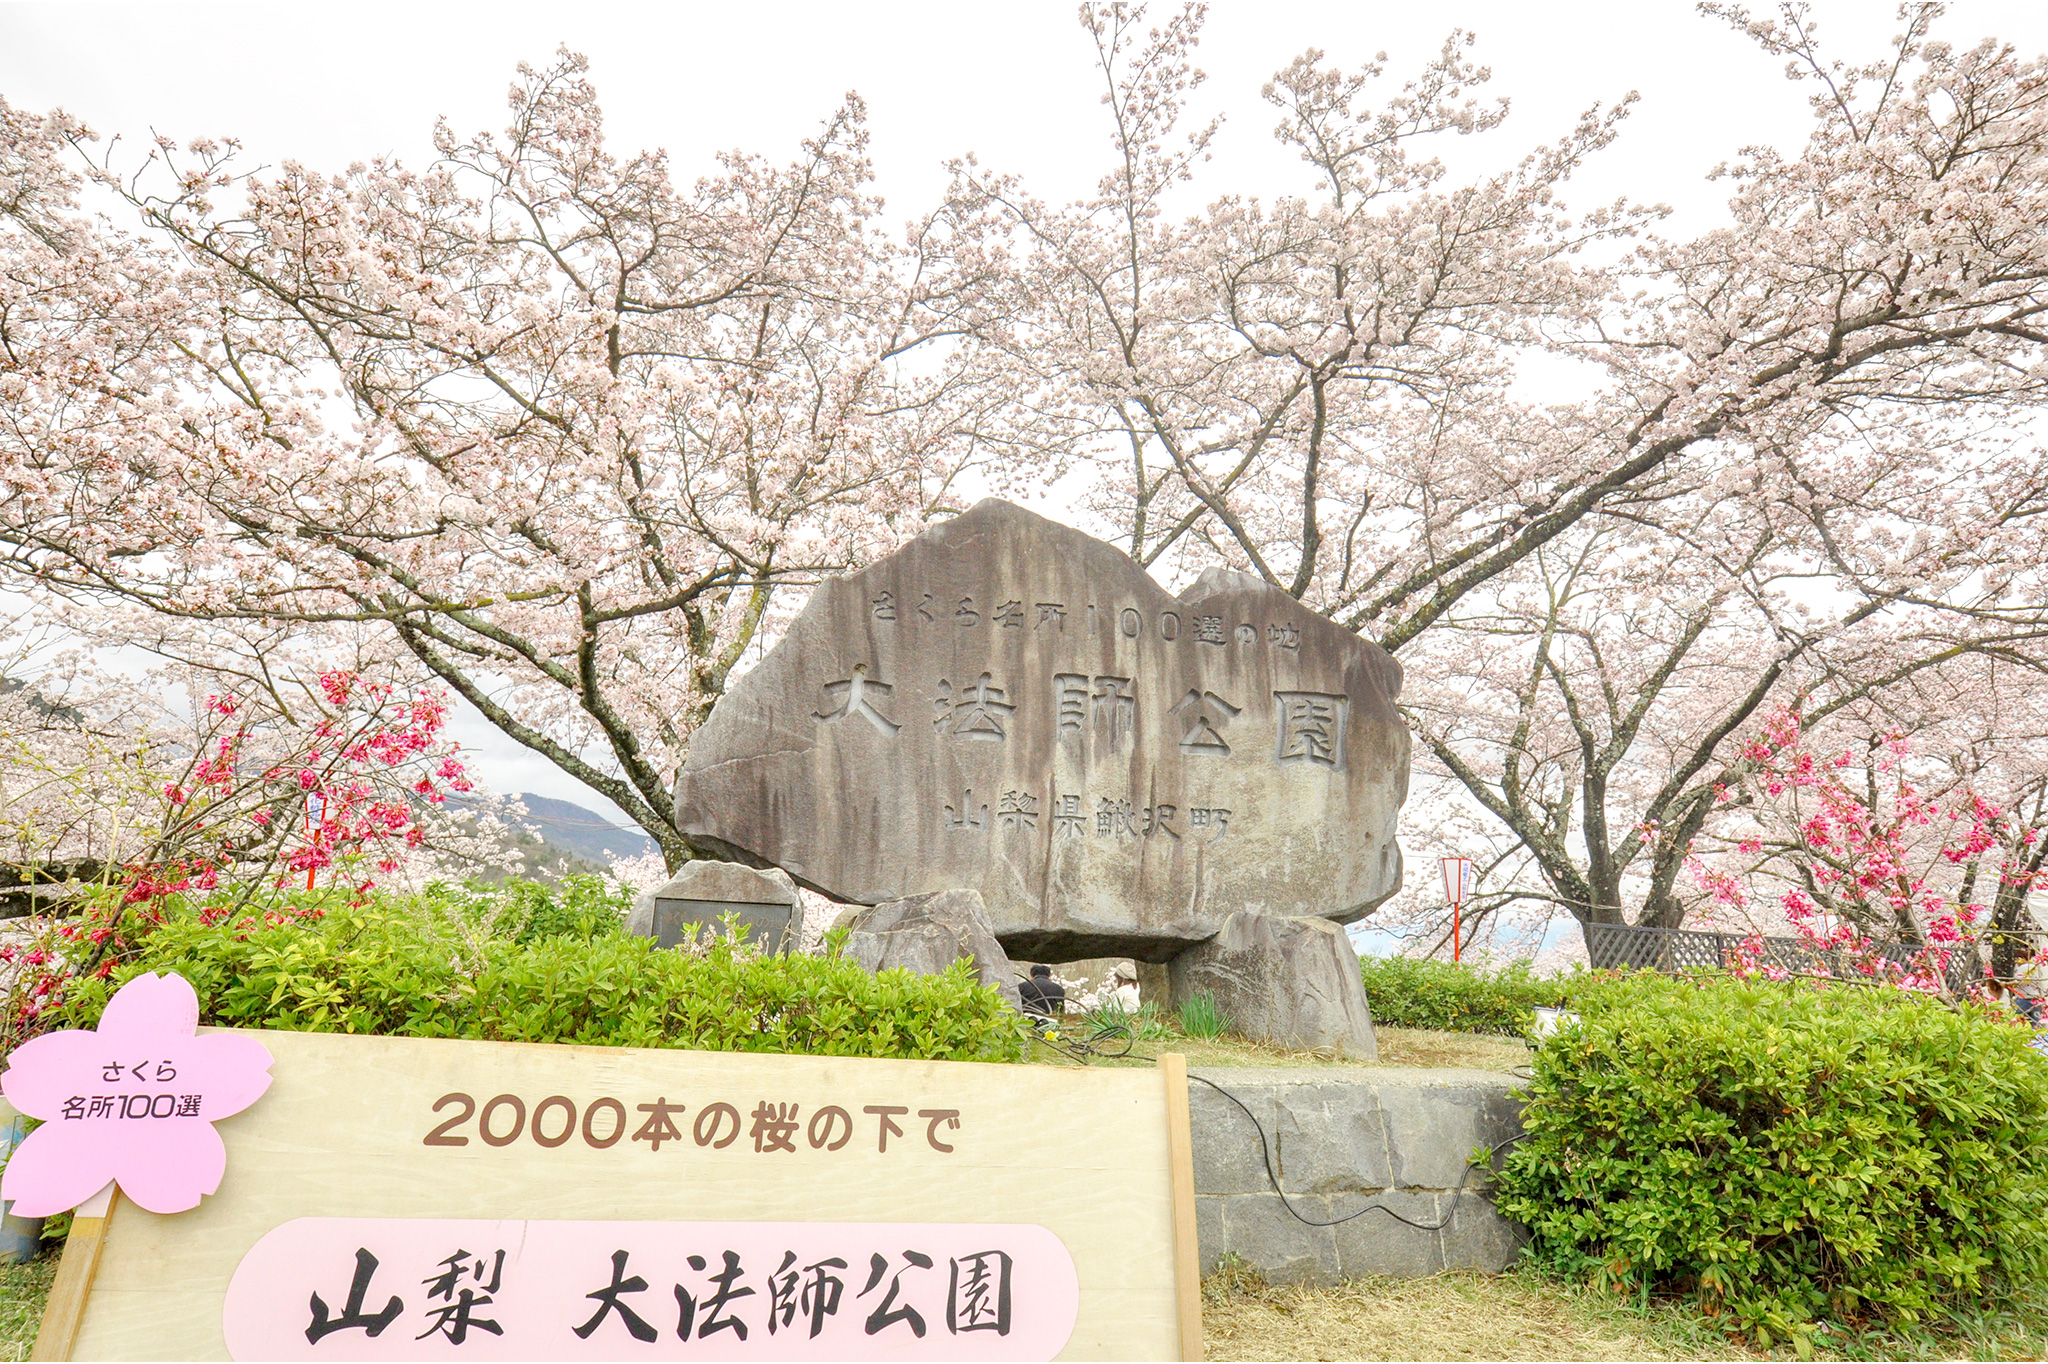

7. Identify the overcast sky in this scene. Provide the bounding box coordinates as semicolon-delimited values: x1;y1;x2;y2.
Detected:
6;0;2047;828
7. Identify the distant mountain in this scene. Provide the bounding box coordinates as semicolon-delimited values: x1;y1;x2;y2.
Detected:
509;793;658;866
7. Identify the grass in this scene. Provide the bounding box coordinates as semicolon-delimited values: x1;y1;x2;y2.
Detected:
1373;1026;1534;1072
1202;1260;1768;1362
0;1255;54;1363
1815;1278;2048;1362
1025;1022;1534;1074
1201;1258;2048;1362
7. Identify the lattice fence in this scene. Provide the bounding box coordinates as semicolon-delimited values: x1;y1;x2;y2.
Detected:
1582;921;1977;994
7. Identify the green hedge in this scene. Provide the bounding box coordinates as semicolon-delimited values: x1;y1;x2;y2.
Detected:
1496;973;2048;1346
1356;955;1574;1034
43;878;1025;1063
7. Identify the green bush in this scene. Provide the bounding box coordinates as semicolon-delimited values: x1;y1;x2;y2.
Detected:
1496;973;2048;1346
44;878;1026;1063
447;874;639;946
1357;955;1574;1034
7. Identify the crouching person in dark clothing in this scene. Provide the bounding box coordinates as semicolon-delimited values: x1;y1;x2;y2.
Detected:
1019;964;1065;1017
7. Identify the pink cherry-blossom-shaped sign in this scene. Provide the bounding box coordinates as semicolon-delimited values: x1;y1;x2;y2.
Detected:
0;972;273;1216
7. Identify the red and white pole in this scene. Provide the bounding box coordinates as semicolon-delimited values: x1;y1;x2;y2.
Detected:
1440;856;1474;965
304;790;324;892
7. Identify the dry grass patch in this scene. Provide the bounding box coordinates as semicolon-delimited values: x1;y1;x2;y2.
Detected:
1202;1262;1765;1362
1372;1026;1532;1073
0;1256;55;1363
1025;1024;1534;1074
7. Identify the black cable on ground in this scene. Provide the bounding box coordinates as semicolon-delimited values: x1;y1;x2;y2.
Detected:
1184;1071;1525;1232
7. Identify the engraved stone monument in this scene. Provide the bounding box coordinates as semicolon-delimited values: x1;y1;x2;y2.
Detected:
674;499;1410;962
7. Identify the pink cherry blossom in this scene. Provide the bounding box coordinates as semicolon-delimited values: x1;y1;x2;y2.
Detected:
2;2;2047;935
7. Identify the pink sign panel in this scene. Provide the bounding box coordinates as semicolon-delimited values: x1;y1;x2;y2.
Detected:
0;972;272;1216
223;1218;1079;1361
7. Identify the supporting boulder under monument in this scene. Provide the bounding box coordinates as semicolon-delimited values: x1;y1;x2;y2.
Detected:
1166;912;1379;1060
833;888;1022;1009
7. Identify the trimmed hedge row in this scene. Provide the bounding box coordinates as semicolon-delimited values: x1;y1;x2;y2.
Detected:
41;878;1025;1062
1497;973;2048;1346
1357;955;1574;1034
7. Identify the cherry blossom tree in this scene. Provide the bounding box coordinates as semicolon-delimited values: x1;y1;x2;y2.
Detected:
1395;498;2046;939
953;6;1644;608
969;4;2048;640
0;54;1010;869
941;2;2048;956
2;1;2045;928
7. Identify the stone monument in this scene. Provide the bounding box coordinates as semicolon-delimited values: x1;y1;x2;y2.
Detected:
628;860;801;953
675;499;1410;963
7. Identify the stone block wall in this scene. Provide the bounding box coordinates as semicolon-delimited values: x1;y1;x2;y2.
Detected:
1187;1066;1528;1285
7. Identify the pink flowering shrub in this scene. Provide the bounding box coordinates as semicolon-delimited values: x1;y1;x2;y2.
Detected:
1686;710;2046;994
0;672;473;1047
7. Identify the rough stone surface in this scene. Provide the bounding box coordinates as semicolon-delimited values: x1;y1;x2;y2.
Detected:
840;889;1020;1008
1272;1084;1394;1193
1190;1066;1528;1285
674;498;1410;961
1136;960;1172;1007
1329;1190;1451;1279
1379;1079;1527;1190
1169;913;1379;1058
1217;1193;1338;1287
628;860;800;953
1439;1193;1531;1274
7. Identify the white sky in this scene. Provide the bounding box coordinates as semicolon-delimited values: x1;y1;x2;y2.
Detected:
6;0;2047;828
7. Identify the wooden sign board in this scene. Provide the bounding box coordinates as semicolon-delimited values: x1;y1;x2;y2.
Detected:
34;1031;1200;1361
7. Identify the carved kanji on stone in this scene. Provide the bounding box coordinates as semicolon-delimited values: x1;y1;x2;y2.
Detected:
676;499;1410;961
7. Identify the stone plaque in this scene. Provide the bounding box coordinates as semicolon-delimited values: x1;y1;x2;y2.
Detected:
674;499;1410;961
628;860;802;954
652;897;795;953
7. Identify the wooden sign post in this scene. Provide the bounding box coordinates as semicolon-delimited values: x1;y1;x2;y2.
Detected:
31;1030;1202;1361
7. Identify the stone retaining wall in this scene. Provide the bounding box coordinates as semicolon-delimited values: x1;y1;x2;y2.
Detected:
1188;1066;1528;1285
